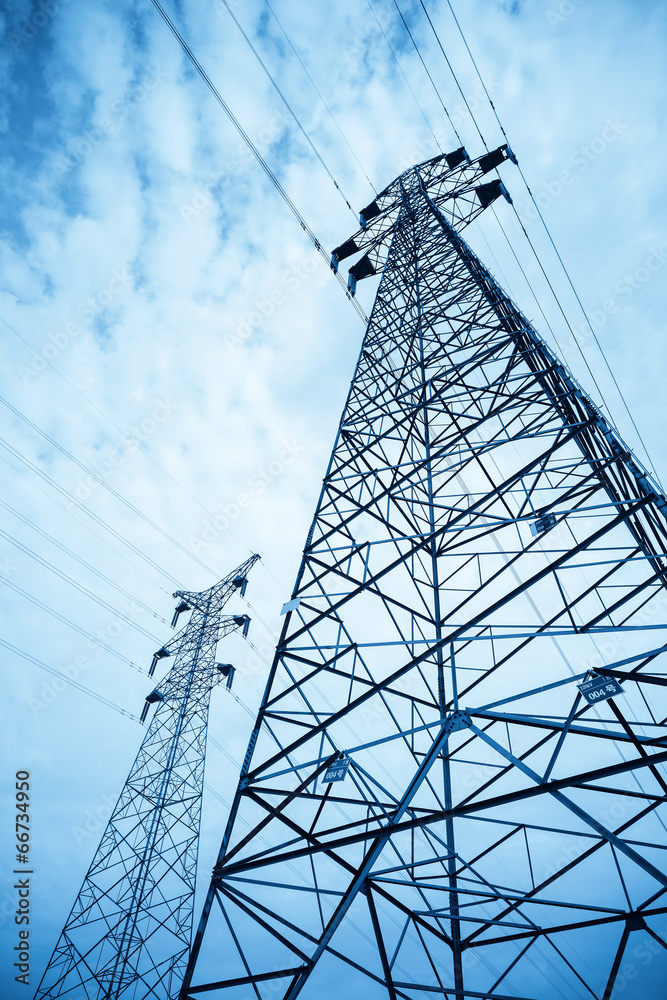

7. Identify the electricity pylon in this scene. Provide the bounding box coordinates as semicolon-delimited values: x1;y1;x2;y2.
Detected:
182;147;667;1000
34;553;259;1000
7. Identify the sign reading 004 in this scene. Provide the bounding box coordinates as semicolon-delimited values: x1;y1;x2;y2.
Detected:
577;674;624;705
323;754;351;783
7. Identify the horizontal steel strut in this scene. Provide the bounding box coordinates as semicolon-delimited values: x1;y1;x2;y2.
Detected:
183;154;667;1000
34;555;259;1000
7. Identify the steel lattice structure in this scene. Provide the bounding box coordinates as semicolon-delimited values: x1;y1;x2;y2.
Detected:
34;553;259;1000
182;148;667;1000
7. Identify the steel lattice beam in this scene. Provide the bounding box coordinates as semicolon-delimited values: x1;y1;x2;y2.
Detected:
34;555;259;1000
182;152;667;999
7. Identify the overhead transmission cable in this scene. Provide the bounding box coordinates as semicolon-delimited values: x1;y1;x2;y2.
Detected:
505;206;612;403
384;0;577;372
0;399;290;603
389;0;463;147
487;203;579;366
511;176;660;481
0;447;174;594
0;496;168;624
264;0;378;196
0;436;182;588
441;0;660;482
417;0;487;149
402;2;587;375
411;0;612;417
1;637;139;722
149;0;368;324
0;394;222;582
368;0;586;399
378;0;571;371
1;577;148;674
0;525;162;643
366;0;443;155
0;314;255;565
218;0;357;219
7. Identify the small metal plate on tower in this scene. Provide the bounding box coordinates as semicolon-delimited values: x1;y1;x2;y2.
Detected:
530;512;557;537
281;597;301;615
577;675;624;705
323;757;351;783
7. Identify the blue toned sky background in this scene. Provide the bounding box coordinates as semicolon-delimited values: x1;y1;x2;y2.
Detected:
1;0;666;994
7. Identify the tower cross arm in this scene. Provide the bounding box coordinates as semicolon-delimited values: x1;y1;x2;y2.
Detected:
332;144;515;292
173;553;260;615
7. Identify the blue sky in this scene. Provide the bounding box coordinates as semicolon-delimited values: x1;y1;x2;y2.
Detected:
1;0;667;994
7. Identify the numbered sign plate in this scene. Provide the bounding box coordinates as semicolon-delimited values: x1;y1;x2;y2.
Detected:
323;757;351;783
577;675;624;705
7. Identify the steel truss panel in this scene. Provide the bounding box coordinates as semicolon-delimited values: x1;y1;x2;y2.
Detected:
183;161;667;999
34;555;259;1000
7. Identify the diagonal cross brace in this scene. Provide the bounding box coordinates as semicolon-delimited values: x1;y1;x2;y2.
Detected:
281;711;472;1000
468;722;667;889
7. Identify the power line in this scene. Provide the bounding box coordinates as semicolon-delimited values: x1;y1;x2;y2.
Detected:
441;0;661;482
366;0;443;155
218;0;358;218
511;172;661;482
0;311;256;562
409;1;613;422
0;446;173;595
389;0;463;146
369;0;583;392
443;0;510;145
1;576;148;674
0;525;162;642
264;0;378;196
508;203;612;406
0;388;291;607
385;0;585;389
149;0;369;324
0;436;182;588
2;637;139;721
0;393;222;580
0;495;168;624
417;0;487;149
487;203;570;362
